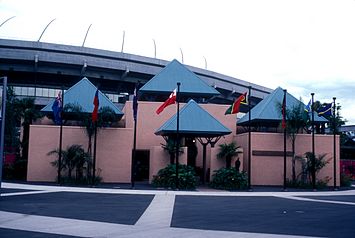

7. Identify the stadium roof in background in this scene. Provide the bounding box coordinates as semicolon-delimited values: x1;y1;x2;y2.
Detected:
0;39;273;107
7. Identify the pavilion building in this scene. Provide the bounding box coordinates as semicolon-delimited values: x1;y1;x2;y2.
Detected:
27;59;340;186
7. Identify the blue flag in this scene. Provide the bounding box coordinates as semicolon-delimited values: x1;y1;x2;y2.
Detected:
317;103;332;117
304;99;311;112
52;92;62;125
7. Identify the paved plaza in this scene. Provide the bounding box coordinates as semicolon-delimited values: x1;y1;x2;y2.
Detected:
1;182;355;238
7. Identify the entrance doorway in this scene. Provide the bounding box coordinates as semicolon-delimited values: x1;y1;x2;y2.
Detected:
185;137;198;167
134;150;150;181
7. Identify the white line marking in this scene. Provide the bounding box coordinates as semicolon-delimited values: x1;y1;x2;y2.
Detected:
135;193;175;227
1;190;59;197
274;195;355;206
3;182;355;197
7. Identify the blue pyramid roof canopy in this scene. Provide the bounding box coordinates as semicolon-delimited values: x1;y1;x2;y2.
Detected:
238;87;328;126
41;78;124;117
155;99;231;137
139;59;220;97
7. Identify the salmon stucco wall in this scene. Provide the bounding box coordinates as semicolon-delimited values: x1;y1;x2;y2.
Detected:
27;125;133;183
235;132;340;186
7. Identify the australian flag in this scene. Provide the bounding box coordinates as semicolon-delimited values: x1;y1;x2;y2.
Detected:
52;92;62;125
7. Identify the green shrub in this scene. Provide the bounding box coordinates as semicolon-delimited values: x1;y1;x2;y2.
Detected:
210;168;248;190
152;164;197;190
286;178;330;189
340;173;352;187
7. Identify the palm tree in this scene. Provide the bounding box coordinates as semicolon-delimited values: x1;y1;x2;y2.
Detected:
15;98;43;161
98;106;118;127
61;104;118;179
62;103;85;125
4;87;22;179
63;103;118;177
62;104;118;154
4;87;20;154
49;144;91;180
161;137;183;164
300;152;330;184
217;142;241;168
284;102;308;182
11;97;43;180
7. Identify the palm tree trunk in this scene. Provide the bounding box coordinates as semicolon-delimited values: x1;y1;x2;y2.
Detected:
86;135;92;179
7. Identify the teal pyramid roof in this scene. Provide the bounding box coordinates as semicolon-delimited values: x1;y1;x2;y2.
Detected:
155;99;231;136
238;87;328;126
41;78;123;116
139;59;220;97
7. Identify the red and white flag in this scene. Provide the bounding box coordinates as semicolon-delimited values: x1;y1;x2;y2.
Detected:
92;89;99;122
156;89;177;114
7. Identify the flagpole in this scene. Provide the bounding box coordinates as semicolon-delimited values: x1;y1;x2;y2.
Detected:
131;117;137;188
131;83;139;188
92;89;99;186
333;97;337;190
92;121;97;185
248;86;252;191
58;86;64;185
175;82;181;190
311;92;316;190
283;89;287;191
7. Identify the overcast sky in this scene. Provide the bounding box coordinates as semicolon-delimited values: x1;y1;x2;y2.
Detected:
1;0;354;124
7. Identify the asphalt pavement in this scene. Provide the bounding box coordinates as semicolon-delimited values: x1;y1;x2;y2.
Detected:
1;182;355;238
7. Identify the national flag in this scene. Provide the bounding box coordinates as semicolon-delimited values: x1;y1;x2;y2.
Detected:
304;99;311;112
282;92;287;129
240;92;248;105
52;91;62;125
133;84;138;121
317;103;332;117
156;89;177;114
92;89;99;122
225;92;247;115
